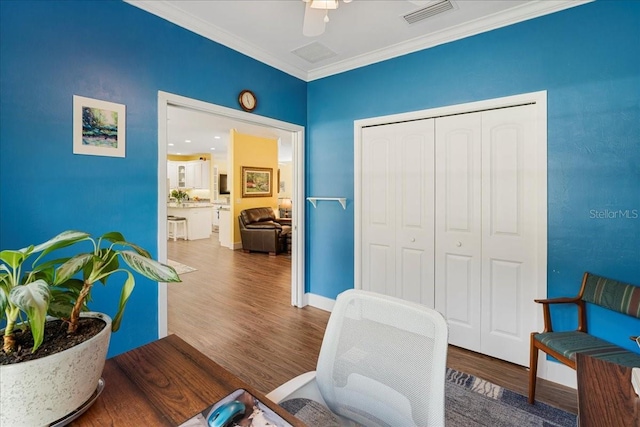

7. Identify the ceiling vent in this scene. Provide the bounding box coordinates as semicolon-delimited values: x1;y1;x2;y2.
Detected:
292;42;337;64
403;0;454;25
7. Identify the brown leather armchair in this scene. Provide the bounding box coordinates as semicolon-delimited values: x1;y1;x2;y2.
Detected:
238;207;291;256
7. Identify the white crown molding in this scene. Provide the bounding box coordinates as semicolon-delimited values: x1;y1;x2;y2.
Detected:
307;0;593;81
126;0;592;82
124;0;309;81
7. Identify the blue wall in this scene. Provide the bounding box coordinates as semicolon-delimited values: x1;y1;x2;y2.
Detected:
2;0;638;357
0;0;306;356
305;1;640;351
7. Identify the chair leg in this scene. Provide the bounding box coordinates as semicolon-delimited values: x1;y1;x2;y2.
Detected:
528;333;539;404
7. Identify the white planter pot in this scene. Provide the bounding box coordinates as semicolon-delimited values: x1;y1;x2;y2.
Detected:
0;312;111;426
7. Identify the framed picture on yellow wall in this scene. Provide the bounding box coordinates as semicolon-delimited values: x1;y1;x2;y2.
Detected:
242;166;273;197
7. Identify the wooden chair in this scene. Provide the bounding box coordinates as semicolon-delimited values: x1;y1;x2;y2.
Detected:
528;272;640;404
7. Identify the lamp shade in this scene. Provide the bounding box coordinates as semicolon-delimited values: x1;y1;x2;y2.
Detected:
280;198;293;209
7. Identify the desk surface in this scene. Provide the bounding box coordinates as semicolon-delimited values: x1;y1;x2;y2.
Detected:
72;334;305;426
576;353;640;427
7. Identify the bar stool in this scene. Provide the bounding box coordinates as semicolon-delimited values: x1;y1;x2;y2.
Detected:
167;216;187;241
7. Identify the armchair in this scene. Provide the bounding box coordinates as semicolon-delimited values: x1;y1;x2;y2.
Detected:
238;207;291;256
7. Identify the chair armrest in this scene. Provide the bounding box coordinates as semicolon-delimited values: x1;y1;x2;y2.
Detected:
534;295;586;333
266;371;318;404
534;296;581;304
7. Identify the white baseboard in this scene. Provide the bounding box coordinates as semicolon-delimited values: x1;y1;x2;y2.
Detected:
304;293;335;312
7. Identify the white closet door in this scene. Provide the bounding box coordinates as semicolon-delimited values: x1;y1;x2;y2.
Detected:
480;105;538;366
435;112;482;350
361;120;435;307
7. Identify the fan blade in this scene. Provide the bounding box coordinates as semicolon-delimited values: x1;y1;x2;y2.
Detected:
303;2;326;37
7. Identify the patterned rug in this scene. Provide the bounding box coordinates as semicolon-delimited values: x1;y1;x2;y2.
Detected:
280;368;576;427
167;259;197;275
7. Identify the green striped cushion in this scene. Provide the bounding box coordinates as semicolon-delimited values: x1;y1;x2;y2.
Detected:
582;274;640;318
535;331;640;368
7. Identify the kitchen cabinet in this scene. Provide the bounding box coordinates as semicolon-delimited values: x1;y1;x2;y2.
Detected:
167;204;213;240
219;207;231;249
168;160;210;189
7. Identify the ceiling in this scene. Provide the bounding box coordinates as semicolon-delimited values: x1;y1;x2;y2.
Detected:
127;0;588;82
167;105;293;161
144;0;588;159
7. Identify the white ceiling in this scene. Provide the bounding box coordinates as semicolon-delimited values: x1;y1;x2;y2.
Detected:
167;105;293;160
127;0;589;81
144;0;589;159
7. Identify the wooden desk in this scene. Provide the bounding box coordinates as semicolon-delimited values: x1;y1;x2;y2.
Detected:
576;353;640;427
72;334;305;426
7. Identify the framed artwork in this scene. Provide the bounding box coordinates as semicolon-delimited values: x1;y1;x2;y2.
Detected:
73;95;126;157
241;166;273;197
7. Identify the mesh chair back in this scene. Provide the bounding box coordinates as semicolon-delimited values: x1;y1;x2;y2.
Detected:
316;290;448;427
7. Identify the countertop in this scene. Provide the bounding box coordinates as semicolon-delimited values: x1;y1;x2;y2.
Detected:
168;202;213;208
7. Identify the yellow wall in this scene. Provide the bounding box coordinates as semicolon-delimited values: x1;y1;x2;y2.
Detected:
278;162;292;199
230;129;279;245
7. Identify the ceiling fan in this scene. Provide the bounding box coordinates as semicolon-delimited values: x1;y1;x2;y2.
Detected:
302;0;352;37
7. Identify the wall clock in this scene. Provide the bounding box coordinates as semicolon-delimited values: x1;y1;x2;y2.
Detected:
238;90;257;112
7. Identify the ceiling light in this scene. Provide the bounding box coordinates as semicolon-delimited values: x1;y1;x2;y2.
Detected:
214;136;221;139
168;143;174;146
185;139;191;143
310;0;338;10
210;147;216;150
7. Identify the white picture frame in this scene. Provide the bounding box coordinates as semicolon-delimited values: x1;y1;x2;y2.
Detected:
73;95;126;157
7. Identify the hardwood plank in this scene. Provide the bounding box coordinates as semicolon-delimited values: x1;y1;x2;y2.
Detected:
167;234;578;415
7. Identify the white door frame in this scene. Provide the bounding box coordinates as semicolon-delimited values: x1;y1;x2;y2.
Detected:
157;91;306;337
354;91;576;389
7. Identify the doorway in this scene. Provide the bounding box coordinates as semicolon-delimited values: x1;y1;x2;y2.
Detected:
157;91;306;337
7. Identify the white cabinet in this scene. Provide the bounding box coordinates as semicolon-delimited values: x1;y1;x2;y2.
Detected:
168;162;178;189
168;160;210;189
218;208;231;249
167;205;212;240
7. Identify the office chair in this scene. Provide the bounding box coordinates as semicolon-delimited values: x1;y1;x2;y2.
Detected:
267;289;449;427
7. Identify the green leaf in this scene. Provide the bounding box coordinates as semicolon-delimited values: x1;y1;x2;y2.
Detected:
9;280;50;351
49;283;85;319
111;272;135;332
95;249;119;285
0;249;30;270
100;231;126;244
119;251;181;283
32;230;90;255
0;282;8;319
54;253;93;285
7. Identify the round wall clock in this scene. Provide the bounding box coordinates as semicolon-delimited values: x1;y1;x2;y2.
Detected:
238;89;257;112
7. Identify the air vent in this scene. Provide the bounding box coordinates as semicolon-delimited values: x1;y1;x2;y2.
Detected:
292;42;337;64
403;0;454;25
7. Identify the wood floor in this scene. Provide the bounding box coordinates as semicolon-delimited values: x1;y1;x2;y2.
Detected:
167;234;578;415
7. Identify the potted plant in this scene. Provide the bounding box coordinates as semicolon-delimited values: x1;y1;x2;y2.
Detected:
171;189;188;205
0;230;181;426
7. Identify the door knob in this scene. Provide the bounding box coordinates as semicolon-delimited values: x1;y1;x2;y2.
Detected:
410;238;416;242
456;241;462;247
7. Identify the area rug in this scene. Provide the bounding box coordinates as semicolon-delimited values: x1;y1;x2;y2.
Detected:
280;368;577;427
167;259;197;275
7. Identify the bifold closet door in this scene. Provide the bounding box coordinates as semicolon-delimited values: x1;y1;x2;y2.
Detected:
479;105;538;366
434;112;483;351
361;120;436;308
435;105;538;366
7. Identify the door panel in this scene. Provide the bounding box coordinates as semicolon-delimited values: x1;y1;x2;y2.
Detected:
480;105;538;366
435;113;482;350
362;130;395;296
362;120;435;307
